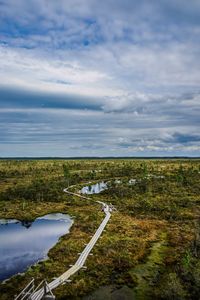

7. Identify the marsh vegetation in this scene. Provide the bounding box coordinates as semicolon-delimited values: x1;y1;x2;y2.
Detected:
0;159;199;299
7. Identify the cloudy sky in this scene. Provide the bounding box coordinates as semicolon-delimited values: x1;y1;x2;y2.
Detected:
0;0;200;157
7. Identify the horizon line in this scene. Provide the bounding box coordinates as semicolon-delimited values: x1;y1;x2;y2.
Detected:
0;156;200;160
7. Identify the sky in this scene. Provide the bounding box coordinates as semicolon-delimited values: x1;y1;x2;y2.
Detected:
0;0;200;157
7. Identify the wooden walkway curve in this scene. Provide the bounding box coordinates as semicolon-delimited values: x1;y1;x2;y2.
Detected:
16;185;113;300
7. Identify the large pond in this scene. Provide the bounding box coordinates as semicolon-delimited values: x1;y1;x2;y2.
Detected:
80;181;107;194
0;213;73;281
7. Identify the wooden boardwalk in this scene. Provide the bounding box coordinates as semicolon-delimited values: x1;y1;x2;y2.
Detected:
19;186;113;300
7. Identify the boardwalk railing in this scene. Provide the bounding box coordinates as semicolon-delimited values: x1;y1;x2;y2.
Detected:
14;279;35;300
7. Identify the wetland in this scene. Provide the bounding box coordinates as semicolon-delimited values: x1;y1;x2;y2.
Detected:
0;159;199;299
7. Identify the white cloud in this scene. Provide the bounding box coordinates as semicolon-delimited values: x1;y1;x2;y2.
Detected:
0;0;200;156
0;45;116;98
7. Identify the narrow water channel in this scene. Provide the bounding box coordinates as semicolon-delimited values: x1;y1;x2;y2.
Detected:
0;213;73;281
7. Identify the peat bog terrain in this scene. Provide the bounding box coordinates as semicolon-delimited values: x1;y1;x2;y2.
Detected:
0;159;200;299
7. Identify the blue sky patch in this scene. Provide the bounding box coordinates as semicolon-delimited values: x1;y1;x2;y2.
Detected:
0;0;200;156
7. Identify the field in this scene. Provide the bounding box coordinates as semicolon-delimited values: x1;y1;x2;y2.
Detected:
0;159;200;300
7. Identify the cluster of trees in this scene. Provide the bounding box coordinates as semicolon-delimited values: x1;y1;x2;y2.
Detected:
0;178;66;202
101;163;200;221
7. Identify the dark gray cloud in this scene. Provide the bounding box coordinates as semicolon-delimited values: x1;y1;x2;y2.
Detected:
167;133;200;144
0;87;101;110
0;0;200;156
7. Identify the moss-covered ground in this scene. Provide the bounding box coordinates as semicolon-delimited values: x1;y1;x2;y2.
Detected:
0;159;199;299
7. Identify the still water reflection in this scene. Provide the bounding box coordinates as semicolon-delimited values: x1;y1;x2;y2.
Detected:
80;181;107;194
0;213;73;281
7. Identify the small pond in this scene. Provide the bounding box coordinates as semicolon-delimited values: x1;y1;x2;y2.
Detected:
0;213;73;281
80;181;107;195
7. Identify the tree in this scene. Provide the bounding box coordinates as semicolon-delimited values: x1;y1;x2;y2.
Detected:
63;164;71;186
142;162;148;178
